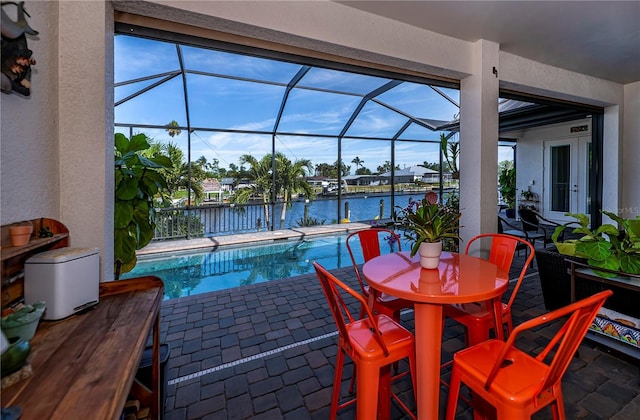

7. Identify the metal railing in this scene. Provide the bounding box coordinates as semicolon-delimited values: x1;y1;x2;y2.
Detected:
152;186;460;240
154;202;267;240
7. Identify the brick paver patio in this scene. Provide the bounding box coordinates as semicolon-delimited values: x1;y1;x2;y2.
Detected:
157;252;640;419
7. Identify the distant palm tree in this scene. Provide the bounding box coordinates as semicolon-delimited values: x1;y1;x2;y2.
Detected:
159;142;205;205
277;154;314;229
233;154;274;228
232;153;314;230
165;120;182;138
351;156;364;173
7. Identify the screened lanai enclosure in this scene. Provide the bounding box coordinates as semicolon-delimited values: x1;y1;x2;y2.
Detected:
114;27;511;239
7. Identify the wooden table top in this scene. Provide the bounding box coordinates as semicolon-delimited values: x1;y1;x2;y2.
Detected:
1;276;164;419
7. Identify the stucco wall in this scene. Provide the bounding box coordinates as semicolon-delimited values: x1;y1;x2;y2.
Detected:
1;1;59;223
1;1;113;281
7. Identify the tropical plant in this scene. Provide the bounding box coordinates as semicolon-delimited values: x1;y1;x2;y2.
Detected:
232;154;273;228
498;166;516;210
231;152;315;229
552;211;640;275
520;189;535;201
440;132;459;179
393;192;462;257
155;141;205;206
296;215;325;227
276;154;314;229
114;133;172;278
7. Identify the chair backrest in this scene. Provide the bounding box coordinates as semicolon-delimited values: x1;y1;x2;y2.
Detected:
313;261;389;355
346;228;402;294
484;290;612;394
465;233;535;309
518;208;540;232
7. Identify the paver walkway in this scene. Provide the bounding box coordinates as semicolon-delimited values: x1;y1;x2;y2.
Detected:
156;251;640;419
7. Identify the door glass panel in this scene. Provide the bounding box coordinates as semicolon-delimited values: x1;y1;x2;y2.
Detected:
585;142;592;215
550;145;570;212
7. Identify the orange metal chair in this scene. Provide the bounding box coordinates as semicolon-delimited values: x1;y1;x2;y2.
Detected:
313;261;417;420
346;228;413;322
445;290;613;420
443;233;535;346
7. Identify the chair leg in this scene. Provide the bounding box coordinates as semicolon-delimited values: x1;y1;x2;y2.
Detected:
496;404;531;420
505;316;514;339
552;392;565;420
331;349;345;419
355;362;380;420
466;325;490;347
392;310;401;374
408;343;417;401
358;302;366;320
445;364;462;420
348;367;356;394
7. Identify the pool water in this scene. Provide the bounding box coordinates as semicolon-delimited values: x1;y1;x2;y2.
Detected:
122;234;411;300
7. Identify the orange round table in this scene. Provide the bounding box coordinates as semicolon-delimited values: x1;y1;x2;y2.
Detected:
363;251;509;420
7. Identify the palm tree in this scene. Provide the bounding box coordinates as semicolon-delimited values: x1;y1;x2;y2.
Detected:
165;120;182;138
158;142;205;205
351;156;364;173
277;154;314;229
232;153;314;230
233;154;273;228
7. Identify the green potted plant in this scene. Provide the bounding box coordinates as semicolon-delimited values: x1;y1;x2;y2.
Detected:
552;211;640;276
114;133;172;279
393;191;462;268
499;167;516;218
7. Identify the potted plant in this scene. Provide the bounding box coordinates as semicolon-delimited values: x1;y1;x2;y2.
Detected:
499;166;516;218
393;191;462;269
552;211;640;276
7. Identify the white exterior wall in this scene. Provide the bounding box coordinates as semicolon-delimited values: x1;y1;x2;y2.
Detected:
505;119;591;217
1;0;635;281
622;82;640;218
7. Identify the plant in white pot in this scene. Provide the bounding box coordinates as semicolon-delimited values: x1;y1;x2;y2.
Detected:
393;192;462;269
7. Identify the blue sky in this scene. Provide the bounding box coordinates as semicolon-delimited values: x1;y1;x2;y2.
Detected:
114;34;512;173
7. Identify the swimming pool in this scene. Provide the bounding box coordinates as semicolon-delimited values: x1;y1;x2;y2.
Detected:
121;233;411;300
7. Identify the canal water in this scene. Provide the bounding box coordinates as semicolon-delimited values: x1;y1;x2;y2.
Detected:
268;192;445;228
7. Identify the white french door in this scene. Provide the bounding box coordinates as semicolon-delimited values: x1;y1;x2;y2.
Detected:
543;137;591;224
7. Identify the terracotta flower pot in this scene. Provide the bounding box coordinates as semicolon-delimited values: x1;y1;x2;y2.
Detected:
9;225;33;247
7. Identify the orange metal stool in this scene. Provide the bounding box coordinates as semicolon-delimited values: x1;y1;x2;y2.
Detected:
445;290;613;420
346;228;413;322
313;261;416;420
444;233;535;346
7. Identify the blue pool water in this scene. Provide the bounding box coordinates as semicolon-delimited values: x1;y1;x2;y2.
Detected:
122;234;411;300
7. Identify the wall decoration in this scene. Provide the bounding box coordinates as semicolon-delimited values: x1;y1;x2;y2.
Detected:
1;1;38;97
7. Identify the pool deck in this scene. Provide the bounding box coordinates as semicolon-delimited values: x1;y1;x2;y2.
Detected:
139;223;372;256
153;238;640;419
